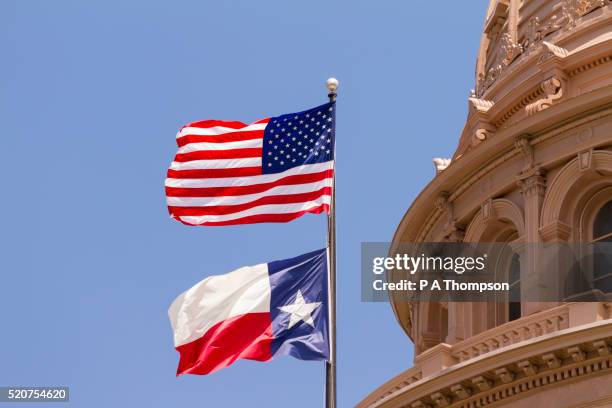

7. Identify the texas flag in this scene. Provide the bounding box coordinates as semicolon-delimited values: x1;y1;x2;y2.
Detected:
168;248;329;375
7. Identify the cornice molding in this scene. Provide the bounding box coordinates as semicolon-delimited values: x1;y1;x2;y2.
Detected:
360;321;612;408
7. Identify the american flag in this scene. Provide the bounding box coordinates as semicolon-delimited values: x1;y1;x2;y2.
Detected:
165;103;335;226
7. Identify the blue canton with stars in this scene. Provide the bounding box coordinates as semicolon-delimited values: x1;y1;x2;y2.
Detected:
262;102;335;174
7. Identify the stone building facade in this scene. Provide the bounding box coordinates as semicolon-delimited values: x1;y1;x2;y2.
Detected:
358;1;612;407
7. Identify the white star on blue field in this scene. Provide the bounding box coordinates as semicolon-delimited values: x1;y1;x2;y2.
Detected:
263;103;335;173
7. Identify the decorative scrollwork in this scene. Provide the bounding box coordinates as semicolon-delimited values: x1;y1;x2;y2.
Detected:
525;77;564;116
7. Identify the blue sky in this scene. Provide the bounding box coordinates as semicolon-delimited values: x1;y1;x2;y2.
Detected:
1;1;484;406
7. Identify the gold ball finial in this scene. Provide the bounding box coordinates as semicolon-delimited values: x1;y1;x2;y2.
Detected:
326;77;339;94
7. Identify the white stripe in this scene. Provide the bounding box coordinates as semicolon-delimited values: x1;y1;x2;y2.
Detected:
177;138;263;154
169;157;261;171
167;179;333;206
177;195;332;224
177;123;267;138
166;161;334;188
168;263;271;347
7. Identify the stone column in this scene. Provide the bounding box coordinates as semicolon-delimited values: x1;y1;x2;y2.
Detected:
508;0;519;43
434;192;467;343
447;302;468;344
517;168;548;315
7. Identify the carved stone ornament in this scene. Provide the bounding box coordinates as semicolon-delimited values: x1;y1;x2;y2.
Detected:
473;122;496;145
568;346;586;362
517;168;547;198
469;96;496;145
523;0;608;51
495;367;515;383
482;198;494;222
540;41;569;62
525;76;564;116
501;32;523;65
468;97;494;113
522;14;566;51
542;353;561;368
474;128;490;142
562;0;607;28
523;16;542;50
476;0;608;97
433;158;452;174
478;64;504;97
578;149;593;172
515;135;535;172
593;340;611;356
450;384;472;400
517;360;539;376
430;392;450;408
537;40;570;65
472;376;493;391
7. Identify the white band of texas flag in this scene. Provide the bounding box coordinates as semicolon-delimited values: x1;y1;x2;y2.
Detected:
168;249;329;375
165;102;336;226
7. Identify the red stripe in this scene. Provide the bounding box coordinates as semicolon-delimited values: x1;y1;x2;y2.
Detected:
184;120;248;129
175;313;273;376
182;118;269;129
174;148;262;162
177;131;264;148
168;187;332;216
174;203;330;226
167;167;262;179
166;169;334;197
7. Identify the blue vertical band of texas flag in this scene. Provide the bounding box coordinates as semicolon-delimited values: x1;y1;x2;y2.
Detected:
166;102;336;226
168;248;330;375
269;248;330;361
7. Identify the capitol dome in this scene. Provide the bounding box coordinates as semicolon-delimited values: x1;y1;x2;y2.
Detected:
359;1;612;407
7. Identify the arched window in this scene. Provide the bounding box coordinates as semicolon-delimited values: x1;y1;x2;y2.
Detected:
593;200;612;292
508;253;521;321
593;201;612;242
493;235;521;325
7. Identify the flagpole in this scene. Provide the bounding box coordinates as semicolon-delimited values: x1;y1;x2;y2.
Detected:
325;77;338;408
